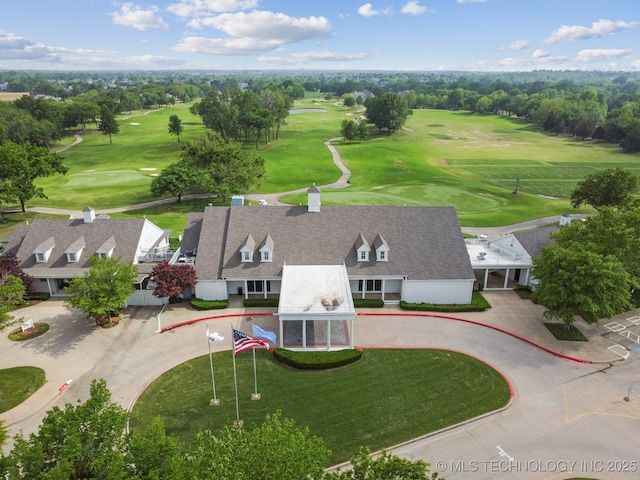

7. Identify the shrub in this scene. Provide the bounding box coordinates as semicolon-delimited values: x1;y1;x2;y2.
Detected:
400;292;490;312
243;298;279;308
26;292;50;301
514;285;533;300
274;348;363;370
190;298;229;310
353;298;384;308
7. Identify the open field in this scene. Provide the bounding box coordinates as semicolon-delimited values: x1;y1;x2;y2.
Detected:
129;348;511;465
0;92;29;102
17;97;639;228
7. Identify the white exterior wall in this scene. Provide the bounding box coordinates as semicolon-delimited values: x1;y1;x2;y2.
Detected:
135;219;169;260
402;279;473;304
195;280;228;300
385;279;402;293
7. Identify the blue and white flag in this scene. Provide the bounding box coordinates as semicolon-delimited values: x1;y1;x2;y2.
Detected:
252;324;276;344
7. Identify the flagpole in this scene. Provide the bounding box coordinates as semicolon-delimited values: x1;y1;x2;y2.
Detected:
251;347;260;400
231;325;241;426
207;325;220;406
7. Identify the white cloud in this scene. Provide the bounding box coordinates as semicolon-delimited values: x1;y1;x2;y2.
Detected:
545;19;639;44
167;0;259;17
574;48;632;63
173;36;281;55
358;3;392;17
260;50;369;65
401;1;428;15
501;39;529;50
0;31;60;61
110;3;169;31
532;49;549;59
195;11;331;43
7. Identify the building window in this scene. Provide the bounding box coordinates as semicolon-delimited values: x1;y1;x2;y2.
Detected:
358;279;382;292
36;253;45;263
262;251;270;261
379;251;386;260
243;251;251;261
97;252;108;259
67;253;76;262
247;280;271;293
360;251;367;261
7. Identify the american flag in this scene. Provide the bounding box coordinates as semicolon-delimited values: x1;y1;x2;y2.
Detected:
233;328;269;355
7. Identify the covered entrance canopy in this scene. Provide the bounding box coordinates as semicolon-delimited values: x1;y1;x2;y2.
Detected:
277;264;356;351
467;234;533;290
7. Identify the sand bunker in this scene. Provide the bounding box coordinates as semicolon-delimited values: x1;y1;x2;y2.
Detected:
130;122;140;125
139;168;157;171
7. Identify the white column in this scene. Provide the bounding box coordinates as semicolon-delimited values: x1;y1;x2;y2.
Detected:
302;320;307;350
350;316;354;349
263;280;267;299
279;318;284;349
483;269;489;289
327;319;331;350
243;280;248;299
381;278;386;302
503;268;510;289
47;279;53;296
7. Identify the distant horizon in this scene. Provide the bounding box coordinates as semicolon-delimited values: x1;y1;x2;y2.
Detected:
1;1;638;72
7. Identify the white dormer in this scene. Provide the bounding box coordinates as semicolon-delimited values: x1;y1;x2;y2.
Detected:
33;236;55;263
240;234;256;263
307;184;321;213
65;237;86;263
259;234;274;263
96;236;116;259
373;234;389;262
355;233;370;262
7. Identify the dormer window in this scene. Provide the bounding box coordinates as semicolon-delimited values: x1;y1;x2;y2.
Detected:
259;234;274;263
65;237;86;264
33;236;55;263
240;234;256;263
374;234;389;262
355;233;370;262
97;236;116;259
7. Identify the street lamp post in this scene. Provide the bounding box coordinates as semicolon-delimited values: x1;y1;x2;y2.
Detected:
206;326;224;406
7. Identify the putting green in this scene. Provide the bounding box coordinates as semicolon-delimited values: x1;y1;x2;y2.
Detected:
65;170;152;188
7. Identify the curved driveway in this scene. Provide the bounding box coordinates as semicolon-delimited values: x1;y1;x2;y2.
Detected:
2;292;640;479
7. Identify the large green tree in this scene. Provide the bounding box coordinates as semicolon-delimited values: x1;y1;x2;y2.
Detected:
150;161;195;203
179;132;265;202
364;92;412;135
97;105;119;144
531;244;632;327
173;411;328;480
5;379;131;480
553;205;640;287
0;141;67;212
64;256;137;325
168;114;184;143
570;167;639;210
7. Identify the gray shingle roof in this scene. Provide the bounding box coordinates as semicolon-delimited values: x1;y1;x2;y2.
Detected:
4;217;150;275
192;205;474;281
514;226;559;259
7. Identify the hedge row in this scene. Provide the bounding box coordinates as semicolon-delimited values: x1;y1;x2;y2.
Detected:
273;348;363;370
243;298;279;308
190;298;229;310
400;292;491;312
353;298;384;308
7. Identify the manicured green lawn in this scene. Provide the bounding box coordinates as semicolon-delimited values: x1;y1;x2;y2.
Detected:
0;366;46;413
129;348;511;465
26;98;636;226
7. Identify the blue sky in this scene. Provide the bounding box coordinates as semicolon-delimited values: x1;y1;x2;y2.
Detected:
1;0;639;71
